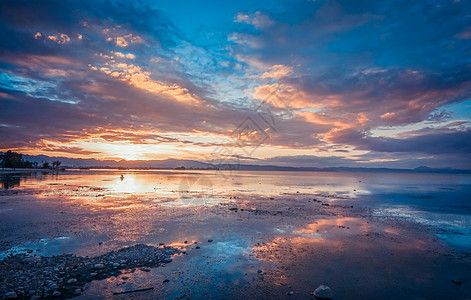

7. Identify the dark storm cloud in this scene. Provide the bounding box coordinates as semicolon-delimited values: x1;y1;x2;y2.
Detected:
328;127;471;154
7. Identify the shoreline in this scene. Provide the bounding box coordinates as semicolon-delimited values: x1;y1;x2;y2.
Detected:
0;170;470;299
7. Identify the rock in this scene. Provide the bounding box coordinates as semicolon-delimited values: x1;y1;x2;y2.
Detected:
52;290;61;297
163;258;172;263
208;239;213;242
141;267;151;272
90;272;97;277
113;263;120;268
5;291;17;299
74;288;82;295
94;263;105;269
163;279;170;283
451;278;464;285
67;278;78;284
257;269;262;274
287;291;294;295
30;296;41;300
195;246;200;249
45;280;59;290
313;285;333;299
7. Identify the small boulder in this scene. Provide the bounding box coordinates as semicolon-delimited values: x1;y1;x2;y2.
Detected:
74;288;82;295
5;291;17;299
313;285;333;299
52;291;61;297
94;263;105;269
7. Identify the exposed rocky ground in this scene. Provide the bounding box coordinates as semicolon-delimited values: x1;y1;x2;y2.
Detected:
0;244;179;299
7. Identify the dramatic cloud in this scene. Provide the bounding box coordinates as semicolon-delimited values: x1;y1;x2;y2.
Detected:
0;0;470;168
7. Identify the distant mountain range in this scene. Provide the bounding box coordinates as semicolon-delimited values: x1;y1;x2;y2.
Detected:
22;155;471;174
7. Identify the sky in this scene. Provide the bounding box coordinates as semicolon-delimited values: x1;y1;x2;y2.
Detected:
1;0;470;168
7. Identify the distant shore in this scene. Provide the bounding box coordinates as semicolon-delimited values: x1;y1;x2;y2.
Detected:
0;168;55;174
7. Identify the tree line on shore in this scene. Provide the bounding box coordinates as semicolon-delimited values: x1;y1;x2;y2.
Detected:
0;150;62;170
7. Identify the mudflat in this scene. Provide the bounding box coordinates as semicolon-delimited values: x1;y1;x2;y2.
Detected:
0;170;470;299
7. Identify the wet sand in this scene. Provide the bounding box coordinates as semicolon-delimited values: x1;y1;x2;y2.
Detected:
0;170;470;299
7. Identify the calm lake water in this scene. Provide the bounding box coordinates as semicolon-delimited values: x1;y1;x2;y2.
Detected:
1;169;470;299
1;169;470;250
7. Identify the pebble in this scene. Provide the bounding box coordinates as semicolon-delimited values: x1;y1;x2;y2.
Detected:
52;290;61;297
4;291;17;299
208;239;213;242
195;246;200;249
0;244;180;298
313;284;333;299
163;279;170;283
46;281;59;290
287;291;294;295
257;269;262;274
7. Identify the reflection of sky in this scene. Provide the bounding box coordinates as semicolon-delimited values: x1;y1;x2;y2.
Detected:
3;170;470;249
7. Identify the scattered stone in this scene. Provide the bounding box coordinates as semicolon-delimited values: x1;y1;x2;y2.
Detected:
163;279;170;283
141;267;151;272
313;285;333;299
52;290;61;297
0;244;179;299
4;291;17;299
208;239;213;243
99;241;103;245
30;296;41;300
287;291;294;295
229;207;238;211
184;240;188;244
195;246;201;249
45;280;59;290
257;269;262;274
163;258;172;263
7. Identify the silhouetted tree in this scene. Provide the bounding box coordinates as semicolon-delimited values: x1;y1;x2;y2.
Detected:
1;150;24;168
42;161;50;169
52;160;61;170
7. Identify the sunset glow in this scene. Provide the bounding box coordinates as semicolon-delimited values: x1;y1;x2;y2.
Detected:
1;0;470;168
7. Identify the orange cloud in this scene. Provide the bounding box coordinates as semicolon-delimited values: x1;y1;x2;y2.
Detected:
260;64;293;79
47;33;71;44
90;62;200;104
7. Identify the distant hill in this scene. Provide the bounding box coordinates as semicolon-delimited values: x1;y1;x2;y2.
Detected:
22;155;471;174
23;155;211;169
